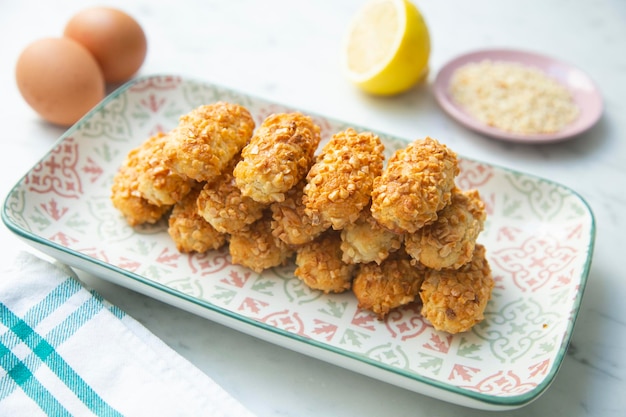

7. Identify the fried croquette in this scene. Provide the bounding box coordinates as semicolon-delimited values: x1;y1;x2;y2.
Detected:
294;231;355;294
234;112;321;204
419;244;494;334
371;137;459;233
303;128;384;230
111;141;172;226
270;179;329;246
168;188;227;253
196;157;266;234
229;213;294;273
405;189;486;270
135;132;195;206
111;102;495;334
340;208;403;265
352;250;426;320
165;102;255;182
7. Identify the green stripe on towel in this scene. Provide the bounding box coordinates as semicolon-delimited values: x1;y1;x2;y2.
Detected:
0;277;123;417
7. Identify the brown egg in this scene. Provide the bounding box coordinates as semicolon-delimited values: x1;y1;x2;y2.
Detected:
64;7;147;83
15;37;105;126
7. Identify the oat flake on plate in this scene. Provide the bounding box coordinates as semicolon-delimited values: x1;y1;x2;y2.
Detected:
449;59;579;135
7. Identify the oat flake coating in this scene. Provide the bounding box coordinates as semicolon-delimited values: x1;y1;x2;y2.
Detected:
371;137;459;233
294;231;355;294
168;188;227;253
165;102;255;182
405;188;486;270
234;112;321;204
270;179;329;246
419;244;494;334
111;139;172;226
352;250;426;320
196;157;266;234
229;213;294;273
303;128;385;230
135;132;195;206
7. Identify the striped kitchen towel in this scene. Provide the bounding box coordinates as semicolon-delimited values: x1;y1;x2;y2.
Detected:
0;252;255;416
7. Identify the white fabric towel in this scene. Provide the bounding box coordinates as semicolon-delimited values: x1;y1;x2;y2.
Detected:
0;251;256;417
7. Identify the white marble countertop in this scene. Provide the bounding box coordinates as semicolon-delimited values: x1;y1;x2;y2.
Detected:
1;0;625;415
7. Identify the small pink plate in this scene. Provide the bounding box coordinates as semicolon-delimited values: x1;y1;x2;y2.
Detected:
433;49;603;143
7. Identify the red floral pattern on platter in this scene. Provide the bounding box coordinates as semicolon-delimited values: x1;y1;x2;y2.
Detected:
449;364;482;383
351;308;378;331
40;199;69;221
25;138;82;198
461;370;537;395
83;157;104;183
186;250;230;275
139;94;169;115
156;247;182;268
260;309;306;336
384;304;429;341
490;232;578;292
457;159;496;215
129;75;182;92
423;333;454;354
220;269;252;288
311;319;338;342
238;297;269;315
457;159;495;189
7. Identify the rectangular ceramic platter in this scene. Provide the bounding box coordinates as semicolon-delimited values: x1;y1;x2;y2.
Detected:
2;75;595;410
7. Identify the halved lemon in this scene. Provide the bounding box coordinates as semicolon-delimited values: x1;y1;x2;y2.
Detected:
342;0;430;96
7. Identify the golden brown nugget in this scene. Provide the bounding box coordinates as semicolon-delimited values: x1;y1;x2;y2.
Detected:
371;137;459;233
196;157;266;234
340;208;403;265
352;250;426;320
229;213;294;273
270;179;329;246
405;189;486;270
234;112;321;203
294;231;355;294
165;102;255;182
303;128;384;230
419;244;494;334
136;132;195;206
111;143;171;226
168;188;227;253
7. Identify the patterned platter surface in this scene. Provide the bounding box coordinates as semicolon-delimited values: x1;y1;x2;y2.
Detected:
2;75;595;410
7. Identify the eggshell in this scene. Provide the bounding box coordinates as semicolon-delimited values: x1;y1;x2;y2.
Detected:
15;37;105;126
64;7;147;83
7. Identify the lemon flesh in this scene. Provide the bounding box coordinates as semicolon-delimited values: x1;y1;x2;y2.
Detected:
343;0;430;96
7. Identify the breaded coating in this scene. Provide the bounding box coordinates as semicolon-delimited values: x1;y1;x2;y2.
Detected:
270;179;329;246
111;142;171;226
196;157;266;234
303;128;385;230
371;137;459;233
229;213;294;273
405;189;486;270
340;207;403;265
168;188;227;253
419;244;494;334
234;112;321;203
136;132;195;206
352;250;426;320
165;102;255;182
294;231;355;294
